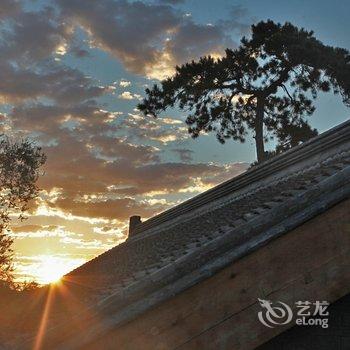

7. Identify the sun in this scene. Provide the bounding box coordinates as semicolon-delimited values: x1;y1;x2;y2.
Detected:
34;256;75;285
16;254;86;286
40;268;62;285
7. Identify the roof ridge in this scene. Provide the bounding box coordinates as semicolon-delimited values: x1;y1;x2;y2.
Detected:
131;118;350;236
66;148;350;281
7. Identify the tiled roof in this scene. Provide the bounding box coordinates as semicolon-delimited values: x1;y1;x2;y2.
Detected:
65;120;350;300
71;149;349;294
20;119;350;349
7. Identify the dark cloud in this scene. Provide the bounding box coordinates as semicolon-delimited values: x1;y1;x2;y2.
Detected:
37;132;218;196
164;20;234;65
221;5;251;34
56;0;179;76
0;0;21;19
0;62;50;103
51;196;164;221
90;135;160;164
46;147;245;197
10;103;160;165
0;4;107;107
0;62;107;104
55;0;249;78
41;158;247;220
1;6;72;63
11;102;113;136
171;148;194;162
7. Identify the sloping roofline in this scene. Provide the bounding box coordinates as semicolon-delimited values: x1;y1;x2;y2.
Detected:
20;119;350;349
131;119;350;237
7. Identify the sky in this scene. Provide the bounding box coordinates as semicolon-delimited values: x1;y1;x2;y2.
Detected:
0;0;349;284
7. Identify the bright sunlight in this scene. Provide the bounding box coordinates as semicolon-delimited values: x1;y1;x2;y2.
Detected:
25;255;85;285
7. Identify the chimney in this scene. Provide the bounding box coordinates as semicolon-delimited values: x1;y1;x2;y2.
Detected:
128;215;142;237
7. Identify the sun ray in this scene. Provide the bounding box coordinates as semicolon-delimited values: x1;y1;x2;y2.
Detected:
32;285;55;350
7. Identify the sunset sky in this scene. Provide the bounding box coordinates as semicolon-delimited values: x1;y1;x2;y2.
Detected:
1;0;349;284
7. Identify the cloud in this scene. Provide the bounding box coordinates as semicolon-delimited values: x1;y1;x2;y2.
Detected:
89;135;160;164
11;224;58;233
38;159;247;221
0;62;107;104
93;226;124;236
59;236;115;250
11;102;116;137
10;103;161;166
37;130;232;196
119;80;131;87
0;0;21;19
172;148;194;162
10;224;73;239
51;196;165;221
0;5;108;108
163;21;234;66
0;1;251;283
24;122;248;219
56;0;179;75
118;91;142;100
119;113;189;144
2;1;248;202
56;0;249;78
0;6;73;63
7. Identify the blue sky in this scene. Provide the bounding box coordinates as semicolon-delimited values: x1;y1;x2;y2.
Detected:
0;0;349;283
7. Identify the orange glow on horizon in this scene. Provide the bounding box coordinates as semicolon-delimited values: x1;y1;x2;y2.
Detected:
17;255;86;285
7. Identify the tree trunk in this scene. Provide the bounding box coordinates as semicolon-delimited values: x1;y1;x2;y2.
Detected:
255;97;266;163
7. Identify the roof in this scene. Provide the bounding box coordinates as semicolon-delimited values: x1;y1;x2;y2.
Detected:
21;119;350;349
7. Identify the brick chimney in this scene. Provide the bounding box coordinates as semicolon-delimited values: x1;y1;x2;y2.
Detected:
128;215;142;237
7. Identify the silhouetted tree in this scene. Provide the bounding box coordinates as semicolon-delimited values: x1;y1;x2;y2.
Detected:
0;137;46;285
139;20;350;162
